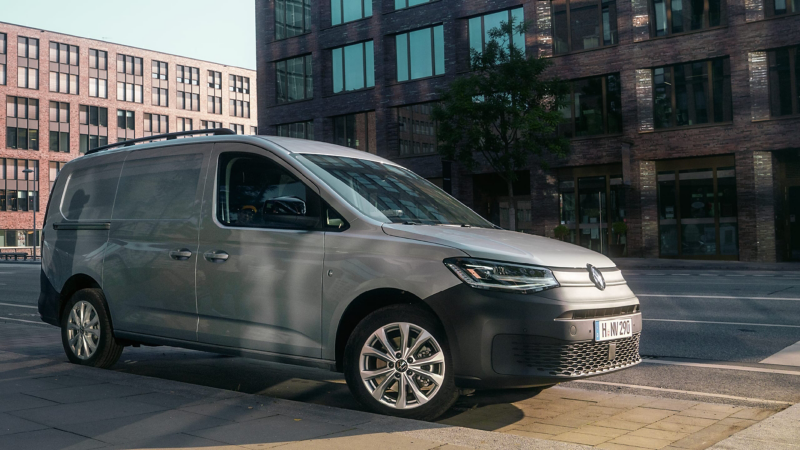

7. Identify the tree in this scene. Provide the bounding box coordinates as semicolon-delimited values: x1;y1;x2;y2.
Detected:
431;19;569;231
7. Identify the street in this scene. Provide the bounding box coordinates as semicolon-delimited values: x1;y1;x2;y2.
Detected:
1;263;799;448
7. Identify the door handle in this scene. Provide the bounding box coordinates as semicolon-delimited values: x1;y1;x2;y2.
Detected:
169;249;193;261
204;250;229;263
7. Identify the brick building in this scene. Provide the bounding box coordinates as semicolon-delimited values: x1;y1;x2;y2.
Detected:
257;0;800;261
1;22;258;254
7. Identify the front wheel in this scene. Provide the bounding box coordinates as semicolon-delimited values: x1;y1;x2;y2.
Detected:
60;289;123;368
344;305;458;420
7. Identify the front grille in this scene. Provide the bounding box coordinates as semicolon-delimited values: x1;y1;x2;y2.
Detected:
559;305;639;320
492;333;641;377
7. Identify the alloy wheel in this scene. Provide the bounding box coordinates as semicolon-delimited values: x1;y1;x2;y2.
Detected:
66;301;101;360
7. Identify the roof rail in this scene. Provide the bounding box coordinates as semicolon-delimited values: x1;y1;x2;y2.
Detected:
84;128;236;155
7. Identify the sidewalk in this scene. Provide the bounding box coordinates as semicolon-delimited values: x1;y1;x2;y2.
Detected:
612;257;800;272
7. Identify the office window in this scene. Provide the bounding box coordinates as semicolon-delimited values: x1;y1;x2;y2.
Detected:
176;65;199;85
229;99;250;118
49;161;66;189
332;0;372;25
117;54;143;103
48;42;79;95
333;112;375;153
201;120;223;129
0;158;39;212
552;0;618;54
395;103;439;156
396;26;444;82
395;0;430;9
250;126;258;135
117;109;135;142
332;41;374;93
276;54;313;103
0;33;7;85
276;0;312;39
177;117;193;133
49;101;70;153
277;120;314;139
653;57;732;129
766;0;798;16
558;73;622;138
152;60;168;80
207;95;223;114
177;92;200;111
88;49;108;98
152;87;168;107
208;70;222;89
649;0;724;37
6;97;39;150
79;105;108;153
17;37;39;89
143;113;168;137
768;46;800;117
229;75;250;94
468;8;525;57
230;123;245;135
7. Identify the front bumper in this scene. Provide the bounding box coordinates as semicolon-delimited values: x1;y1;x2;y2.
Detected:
423;283;642;389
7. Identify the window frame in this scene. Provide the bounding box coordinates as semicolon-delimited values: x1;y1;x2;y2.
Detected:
468;7;525;57
276;120;315;139
765;0;799;16
551;0;619;55
767;45;800;118
647;0;726;38
275;54;314;104
559;73;623;139
78;105;109;153
652;57;732;130
332;41;375;94
275;0;313;40
331;0;373;26
395;25;445;83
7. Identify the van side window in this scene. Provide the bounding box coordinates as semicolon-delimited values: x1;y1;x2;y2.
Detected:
217;152;321;230
62;162;123;221
113;153;204;220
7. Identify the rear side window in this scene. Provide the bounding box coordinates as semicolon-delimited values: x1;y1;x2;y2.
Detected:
113;153;204;220
61;162;123;221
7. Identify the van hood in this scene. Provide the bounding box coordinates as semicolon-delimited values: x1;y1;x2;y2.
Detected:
381;224;615;269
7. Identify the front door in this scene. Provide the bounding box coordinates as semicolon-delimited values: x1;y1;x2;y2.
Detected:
196;143;324;358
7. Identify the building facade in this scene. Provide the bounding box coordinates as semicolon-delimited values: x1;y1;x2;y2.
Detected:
256;0;800;261
0;22;258;253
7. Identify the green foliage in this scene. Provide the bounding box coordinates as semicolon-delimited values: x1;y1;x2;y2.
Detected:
553;224;570;240
612;221;628;236
431;18;570;193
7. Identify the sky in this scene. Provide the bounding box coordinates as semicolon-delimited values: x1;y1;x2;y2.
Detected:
0;0;257;70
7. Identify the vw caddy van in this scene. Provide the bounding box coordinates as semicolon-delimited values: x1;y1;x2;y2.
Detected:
39;130;642;420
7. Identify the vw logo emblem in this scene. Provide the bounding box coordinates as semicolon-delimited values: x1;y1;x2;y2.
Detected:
396;360;408;372
587;264;606;291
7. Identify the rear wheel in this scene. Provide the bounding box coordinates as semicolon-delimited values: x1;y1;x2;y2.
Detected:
60;289;123;368
344;305;458;420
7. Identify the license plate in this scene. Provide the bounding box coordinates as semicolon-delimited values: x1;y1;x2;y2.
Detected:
594;318;633;341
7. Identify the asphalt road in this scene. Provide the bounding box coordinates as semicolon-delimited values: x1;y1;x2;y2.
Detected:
1;263;799;415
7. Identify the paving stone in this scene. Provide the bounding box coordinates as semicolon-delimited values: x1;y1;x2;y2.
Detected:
575;425;630;438
274;430;443;450
642;399;700;412
670;423;751;449
0;392;58;412
596;394;656;409
0;412;49;436
552;431;613;445
122;392;220;409
0;428;106;450
612;408;678;424
591;418;648;431
509;421;576;435
609;434;676;449
677;409;734;421
27;382;153;404
646;420;707;435
180;400;281;423
10;397;167;427
504;429;562;440
186;414;348;447
0;377;64;394
34;374;106;388
518;405;562;420
101;433;245;449
659;415;718;428
728;408;776;421
690;404;743;414
598;443;654;450
628;427;689;442
715;417;758;428
535;414;597;428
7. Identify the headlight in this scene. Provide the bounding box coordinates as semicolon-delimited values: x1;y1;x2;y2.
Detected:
443;258;560;294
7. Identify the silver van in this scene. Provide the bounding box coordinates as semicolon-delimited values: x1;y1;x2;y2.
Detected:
39;130;642;420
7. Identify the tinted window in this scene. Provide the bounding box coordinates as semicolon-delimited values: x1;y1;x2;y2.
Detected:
113;153;204;220
62;162;123;221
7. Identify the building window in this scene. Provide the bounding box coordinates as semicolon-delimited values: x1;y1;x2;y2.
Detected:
230;100;250;118
0;33;7;85
395;0;430;10
177;92;200;111
117;54;144;103
277;121;314;139
469;8;525;57
333;112;376;153
0;158;39;212
177;117;193;133
768;46;800;117
49;161;66;189
152;87;168;107
6;97;39;150
49;101;70;153
332;0;372;25
144;113;168;137
558;73;622;138
201;120;223;129
88;49;108;98
207;95;223;114
229;75;250;94
48;42;79;95
276;0;312;39
396;26;444;82
552;0;618;54
230;123;245;135
250;126;258;135
152;60;168;80
766;0;799;16
649;0;725;37
177;65;199;111
17;37;39;89
79;105;108;153
176;65;199;85
333;41;375;93
208;70;222;89
653;57;732;129
276;54;313;103
395;103;438;156
117;109;135;142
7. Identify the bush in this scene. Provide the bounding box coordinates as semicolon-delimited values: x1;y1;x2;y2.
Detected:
553;225;569;241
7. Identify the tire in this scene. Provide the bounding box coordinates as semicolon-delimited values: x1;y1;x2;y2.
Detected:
60;288;123;369
344;304;458;420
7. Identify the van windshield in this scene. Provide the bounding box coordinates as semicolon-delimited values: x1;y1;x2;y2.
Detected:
295;154;493;227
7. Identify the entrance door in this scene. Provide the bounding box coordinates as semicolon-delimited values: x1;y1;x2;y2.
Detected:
578;176;607;254
788;186;800;261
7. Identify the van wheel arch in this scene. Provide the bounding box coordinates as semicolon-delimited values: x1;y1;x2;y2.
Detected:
334;288;444;372
59;274;105;322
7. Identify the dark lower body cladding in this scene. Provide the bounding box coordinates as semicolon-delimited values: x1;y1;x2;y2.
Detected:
38;268;61;326
423;284;642;389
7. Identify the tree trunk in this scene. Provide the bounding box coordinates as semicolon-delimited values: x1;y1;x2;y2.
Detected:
507;179;516;231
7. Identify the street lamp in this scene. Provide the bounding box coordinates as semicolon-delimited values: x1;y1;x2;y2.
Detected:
22;168;36;261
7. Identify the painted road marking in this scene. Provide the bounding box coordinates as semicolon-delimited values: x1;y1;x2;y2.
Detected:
0;302;37;309
761;341;800;368
643;318;800;328
641;358;800;376
573;380;793;405
638;294;800;302
0;317;45;325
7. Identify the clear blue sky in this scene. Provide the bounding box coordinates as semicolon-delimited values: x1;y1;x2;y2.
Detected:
0;0;256;70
